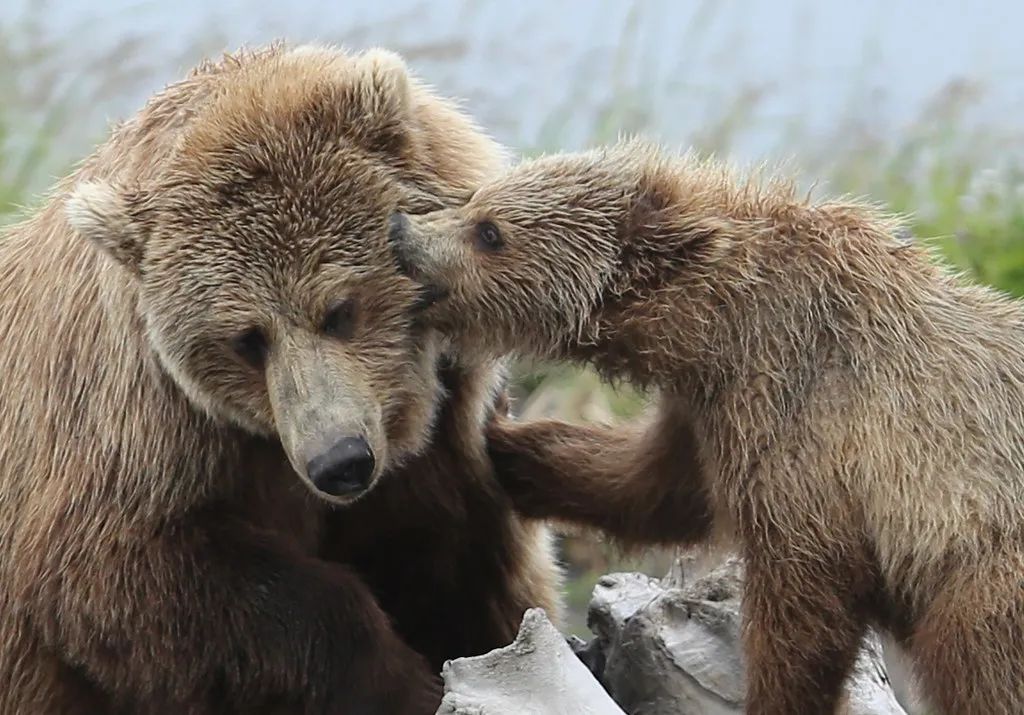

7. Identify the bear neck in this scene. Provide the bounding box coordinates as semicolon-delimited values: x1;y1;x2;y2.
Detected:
574;190;938;415
568;202;732;388
0;209;263;524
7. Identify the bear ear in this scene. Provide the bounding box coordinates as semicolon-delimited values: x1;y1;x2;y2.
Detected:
627;175;731;267
344;48;415;155
65;181;146;273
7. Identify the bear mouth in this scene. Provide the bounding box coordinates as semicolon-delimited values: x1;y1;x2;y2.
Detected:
391;242;419;279
410;282;450;313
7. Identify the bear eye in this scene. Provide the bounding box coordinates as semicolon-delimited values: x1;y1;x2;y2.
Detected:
322;298;358;341
231;327;268;370
474;221;504;252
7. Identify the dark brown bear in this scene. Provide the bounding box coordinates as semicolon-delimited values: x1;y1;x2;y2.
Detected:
390;139;1024;715
0;44;560;714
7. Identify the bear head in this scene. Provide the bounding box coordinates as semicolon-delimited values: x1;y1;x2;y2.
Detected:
66;45;503;504
388;140;731;363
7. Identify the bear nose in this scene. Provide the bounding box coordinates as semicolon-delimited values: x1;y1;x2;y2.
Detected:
306;437;376;497
387;212;417;277
387;211;409;245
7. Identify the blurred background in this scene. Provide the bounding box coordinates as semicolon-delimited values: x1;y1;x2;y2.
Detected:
3;0;1023;639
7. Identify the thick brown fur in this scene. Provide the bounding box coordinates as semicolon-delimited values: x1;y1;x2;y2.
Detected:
391;139;1024;714
0;44;560;714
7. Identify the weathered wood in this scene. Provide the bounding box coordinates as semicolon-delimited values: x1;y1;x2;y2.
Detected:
439;555;909;714
438;608;625;714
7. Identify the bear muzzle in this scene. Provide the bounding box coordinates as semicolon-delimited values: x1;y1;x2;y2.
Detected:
388;212;420;278
388;211;451;310
306;436;376;498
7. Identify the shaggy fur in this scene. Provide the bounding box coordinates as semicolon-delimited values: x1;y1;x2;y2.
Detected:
390;139;1024;715
0;44;560;714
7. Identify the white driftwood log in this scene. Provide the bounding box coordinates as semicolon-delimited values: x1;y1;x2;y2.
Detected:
437;608;626;715
587;555;908;714
439;555;910;714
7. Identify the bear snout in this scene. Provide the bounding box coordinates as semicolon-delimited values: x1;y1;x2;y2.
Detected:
387;212;451;312
387;211;410;245
306;436;376;498
387;212;419;277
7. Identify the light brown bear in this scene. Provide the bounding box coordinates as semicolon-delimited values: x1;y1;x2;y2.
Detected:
0;44;560;714
389;139;1024;715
